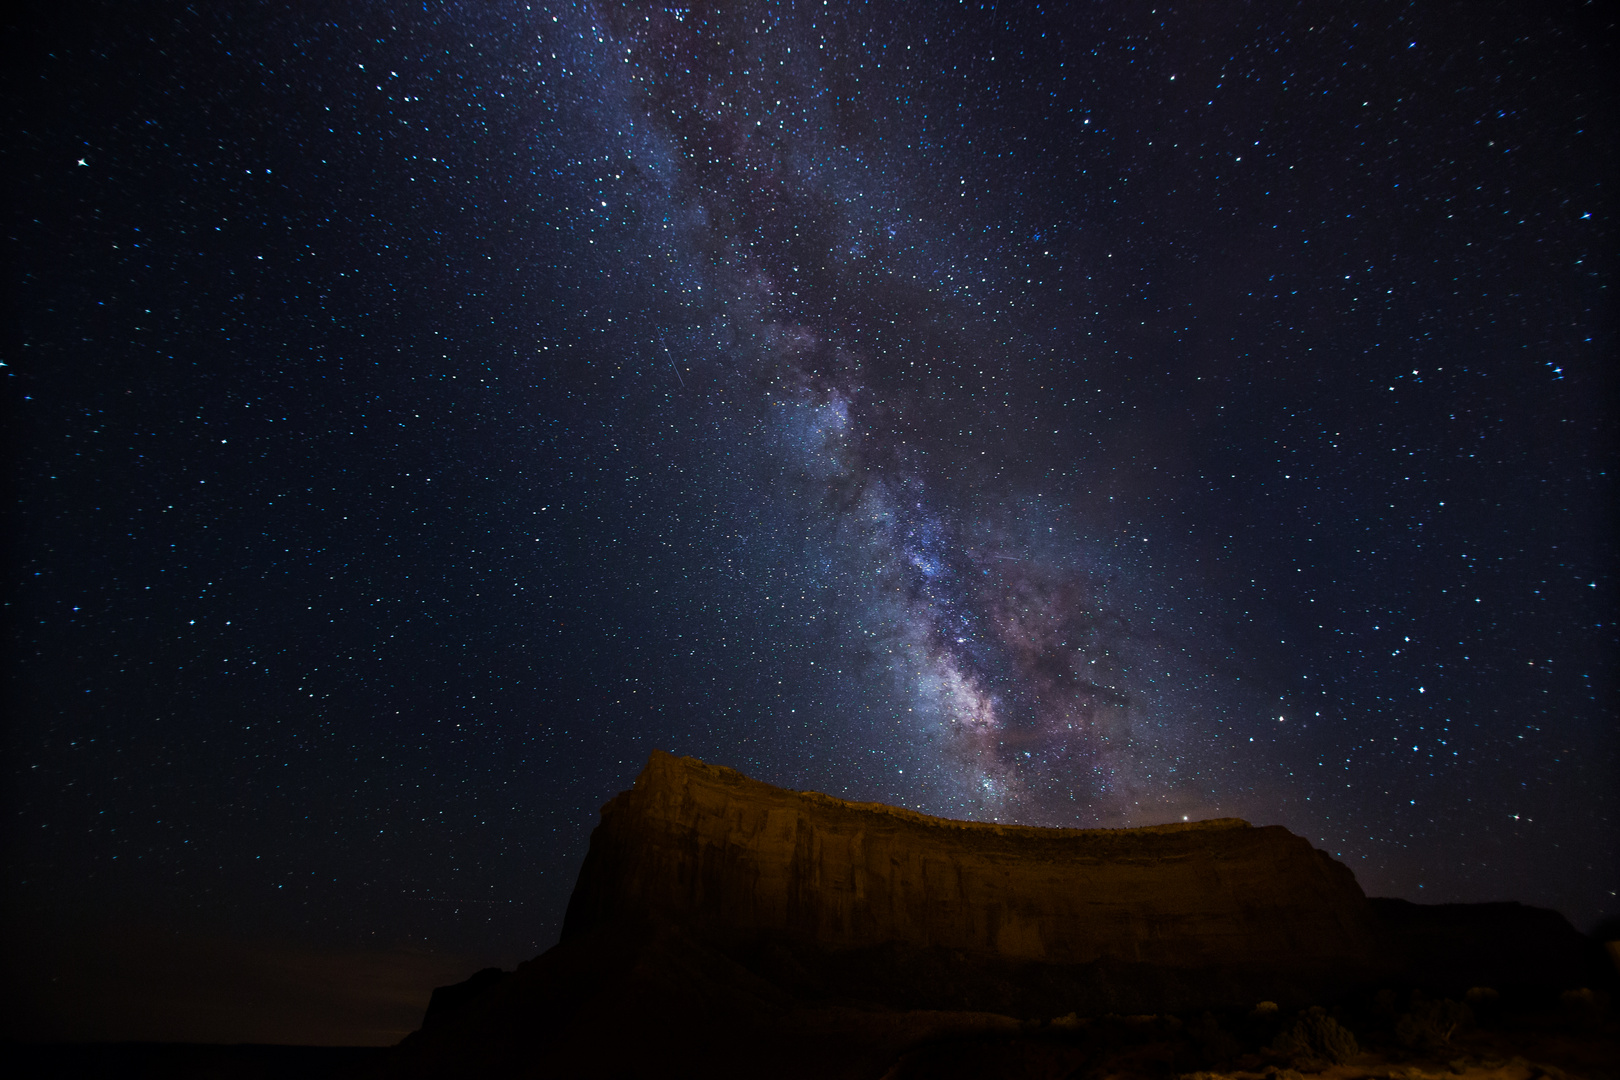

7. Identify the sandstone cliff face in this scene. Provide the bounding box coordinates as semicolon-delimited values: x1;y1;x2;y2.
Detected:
373;757;1612;1079
563;751;1383;977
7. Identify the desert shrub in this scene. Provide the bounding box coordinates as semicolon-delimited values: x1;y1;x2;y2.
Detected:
1269;1006;1359;1066
1463;986;1501;1024
1559;987;1604;1023
1396;996;1473;1049
1189;1011;1242;1066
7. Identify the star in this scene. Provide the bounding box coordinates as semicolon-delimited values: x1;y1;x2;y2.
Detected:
6;1;1610;1043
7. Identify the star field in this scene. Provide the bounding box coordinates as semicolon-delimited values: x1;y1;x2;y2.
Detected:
6;0;1615;1042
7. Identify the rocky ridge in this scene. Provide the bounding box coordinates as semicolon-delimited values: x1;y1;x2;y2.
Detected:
563;750;1385;983
366;752;1615;1079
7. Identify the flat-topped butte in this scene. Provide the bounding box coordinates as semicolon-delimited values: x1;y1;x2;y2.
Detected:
564;750;1384;972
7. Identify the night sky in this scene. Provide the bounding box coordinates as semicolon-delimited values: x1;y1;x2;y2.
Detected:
6;0;1615;1046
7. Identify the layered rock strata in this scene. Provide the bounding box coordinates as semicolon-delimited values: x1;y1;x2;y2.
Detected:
563;750;1385;984
373;754;1616;1078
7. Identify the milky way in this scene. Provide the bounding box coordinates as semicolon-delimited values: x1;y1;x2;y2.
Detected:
9;1;1613;1034
533;2;1285;825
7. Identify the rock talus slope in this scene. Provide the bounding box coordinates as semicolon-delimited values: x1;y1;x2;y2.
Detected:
563;750;1384;978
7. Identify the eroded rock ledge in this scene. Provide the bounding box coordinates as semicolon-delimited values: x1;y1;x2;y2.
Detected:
562;750;1385;980
371;754;1613;1080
